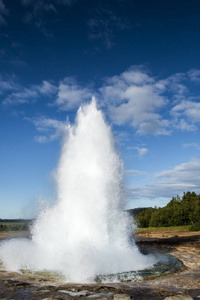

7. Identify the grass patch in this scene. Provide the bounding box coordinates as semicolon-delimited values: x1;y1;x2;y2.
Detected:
136;225;191;232
189;222;200;231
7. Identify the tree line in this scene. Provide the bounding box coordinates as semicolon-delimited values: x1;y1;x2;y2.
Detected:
134;191;200;230
0;220;31;231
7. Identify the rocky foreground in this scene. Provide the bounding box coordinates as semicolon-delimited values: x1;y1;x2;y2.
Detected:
0;230;200;299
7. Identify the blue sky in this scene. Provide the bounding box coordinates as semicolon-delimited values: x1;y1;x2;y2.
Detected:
1;0;200;218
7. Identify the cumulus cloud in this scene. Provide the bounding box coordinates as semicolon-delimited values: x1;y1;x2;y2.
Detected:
2;66;200;138
121;69;154;85
0;75;90;109
128;156;200;203
158;73;187;102
100;68;170;135
171;100;200;131
175;118;197;132
26;116;69;143
172;100;200;123
55;77;92;110
99;67;200;135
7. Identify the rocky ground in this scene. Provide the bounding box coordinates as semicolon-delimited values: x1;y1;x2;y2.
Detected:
0;230;200;299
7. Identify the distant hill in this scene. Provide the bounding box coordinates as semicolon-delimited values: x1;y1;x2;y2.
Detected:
126;207;151;216
0;219;32;223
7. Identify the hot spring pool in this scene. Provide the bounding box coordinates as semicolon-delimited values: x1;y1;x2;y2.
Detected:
19;251;183;283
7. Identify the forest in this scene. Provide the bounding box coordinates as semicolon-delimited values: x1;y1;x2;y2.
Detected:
134;191;200;230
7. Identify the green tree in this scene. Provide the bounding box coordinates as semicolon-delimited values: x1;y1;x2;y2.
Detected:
134;191;200;230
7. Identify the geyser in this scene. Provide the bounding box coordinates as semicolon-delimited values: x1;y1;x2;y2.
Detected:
0;98;156;283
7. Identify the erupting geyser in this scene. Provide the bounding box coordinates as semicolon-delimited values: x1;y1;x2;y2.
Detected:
0;98;156;283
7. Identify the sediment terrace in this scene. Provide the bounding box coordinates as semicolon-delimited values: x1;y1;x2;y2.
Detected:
0;230;200;299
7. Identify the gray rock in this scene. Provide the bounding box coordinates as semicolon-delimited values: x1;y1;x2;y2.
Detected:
113;294;130;300
164;295;193;300
58;289;89;296
87;292;113;298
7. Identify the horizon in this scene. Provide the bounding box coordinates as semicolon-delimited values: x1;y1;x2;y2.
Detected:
1;0;200;218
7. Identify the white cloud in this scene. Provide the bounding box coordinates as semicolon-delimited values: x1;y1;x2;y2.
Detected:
155;157;200;181
0;75;20;93
34;80;57;96
187;69;200;82
127;146;148;157
171;100;200;131
121;69;154;85
102;68;200;135
34;135;48;143
2;67;200;139
55;77;92;110
1;79;57;105
128;156;200;204
3;88;38;105
26;116;69;143
158;73;187;103
0;75;91;109
137;147;148;156
175;118;197;132
100;68;170;135
119;70;200;133
172;100;200;122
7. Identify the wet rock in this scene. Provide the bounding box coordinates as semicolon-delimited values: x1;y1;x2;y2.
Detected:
164;295;194;300
37;289;49;293
42;297;67;300
113;294;130;300
87;298;107;300
58;289;90;296
87;292;114;299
